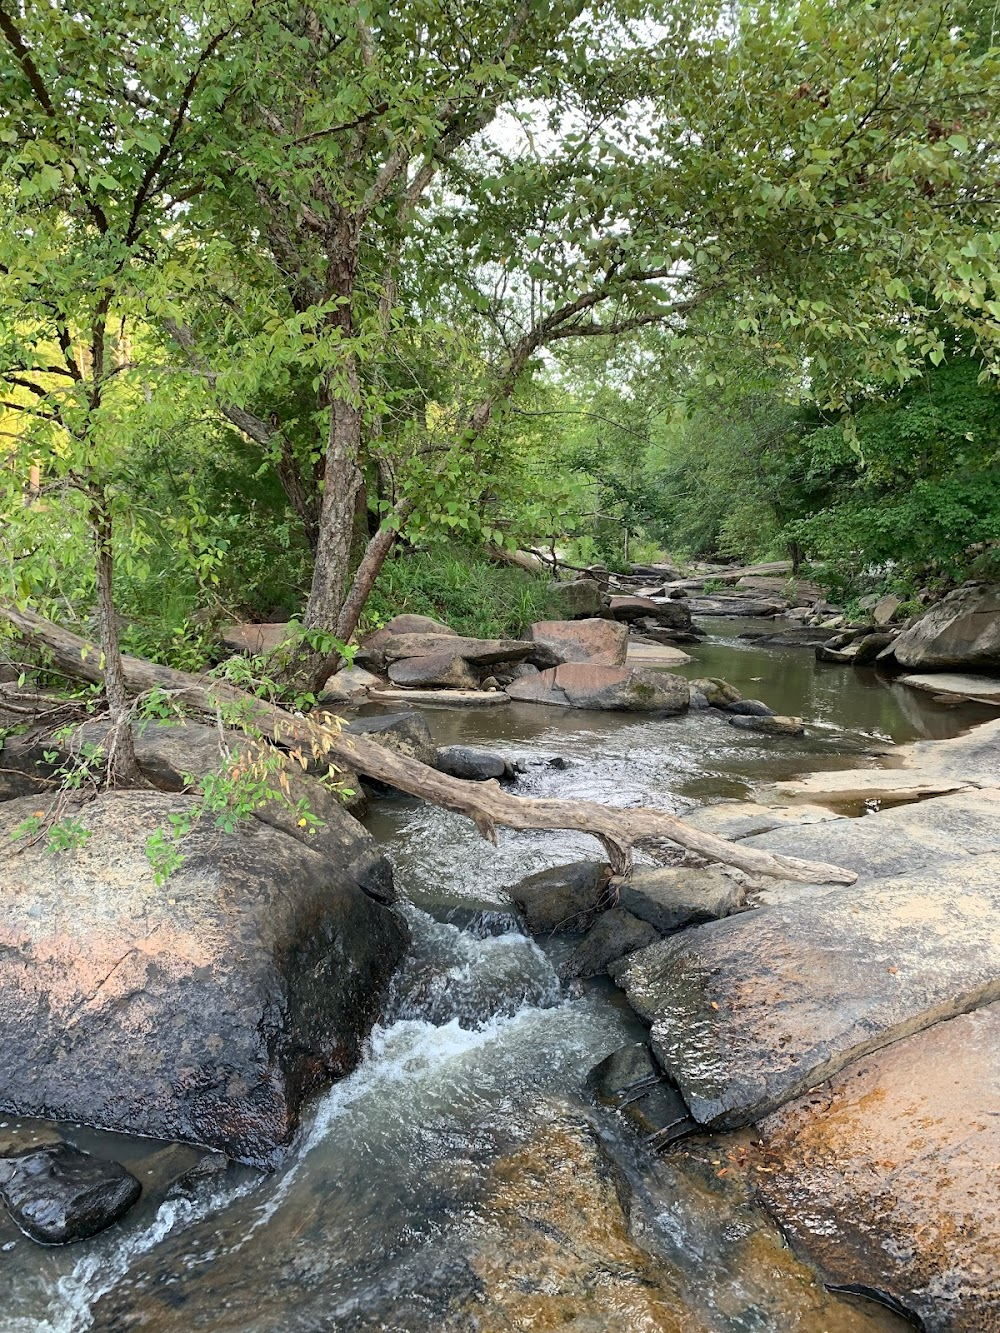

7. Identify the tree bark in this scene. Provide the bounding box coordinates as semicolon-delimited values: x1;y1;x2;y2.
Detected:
1;603;857;888
89;495;144;786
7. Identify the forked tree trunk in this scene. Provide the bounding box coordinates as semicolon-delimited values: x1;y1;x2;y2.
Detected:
2;603;858;889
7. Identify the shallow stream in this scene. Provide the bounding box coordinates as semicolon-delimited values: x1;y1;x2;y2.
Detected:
3;622;992;1332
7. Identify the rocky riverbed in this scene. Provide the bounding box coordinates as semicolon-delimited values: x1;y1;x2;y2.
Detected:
2;615;999;1331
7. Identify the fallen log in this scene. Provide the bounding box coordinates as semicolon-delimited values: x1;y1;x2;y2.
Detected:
2;604;857;885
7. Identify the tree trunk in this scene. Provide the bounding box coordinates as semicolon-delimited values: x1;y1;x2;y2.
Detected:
89;495;144;786
1;603;858;889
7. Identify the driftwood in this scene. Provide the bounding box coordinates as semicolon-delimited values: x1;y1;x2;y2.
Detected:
2;604;858;885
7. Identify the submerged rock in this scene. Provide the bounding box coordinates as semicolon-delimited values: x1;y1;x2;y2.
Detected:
508;862;611;934
756;1003;1000;1332
0;791;408;1165
559;908;660;978
728;713;804;736
0;1142;141;1245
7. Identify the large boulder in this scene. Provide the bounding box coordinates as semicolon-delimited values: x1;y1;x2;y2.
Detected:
547;578;603;619
505;663;690;713
0;1142;141;1244
319;665;382;703
435;745;511;781
525;618;628;666
386;653;479;689
756;1004;1000;1333
607;597;692;630
892;583;1000;669
0;791;408;1165
374;633;535;667
0;720;383;889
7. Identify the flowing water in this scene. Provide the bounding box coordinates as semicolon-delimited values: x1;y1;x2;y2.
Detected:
3;623;993;1333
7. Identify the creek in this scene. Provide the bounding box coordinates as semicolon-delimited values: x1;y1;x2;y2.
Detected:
3;621;993;1333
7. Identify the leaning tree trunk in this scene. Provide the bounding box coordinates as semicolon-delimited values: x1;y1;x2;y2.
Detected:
2;603;858;888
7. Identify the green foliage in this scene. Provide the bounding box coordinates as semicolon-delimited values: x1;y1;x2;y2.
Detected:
365;547;553;639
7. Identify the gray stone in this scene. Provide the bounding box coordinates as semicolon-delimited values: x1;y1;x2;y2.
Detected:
344;711;437;766
386;653;479;689
607;597;692;630
847;631;896;665
688;677;742;707
727;714;804;735
722;698;775;717
872;593;904;626
547;579;603;619
900;671;1000;705
586;1045;695;1145
435;745;510;781
377;633;535;667
0;1142;141;1244
0;791;408;1165
560;908;660;978
893;583;1000;669
612;850;1000;1128
508;862;611;934
319;665;381;703
757;1004;1000;1332
617;866;743;934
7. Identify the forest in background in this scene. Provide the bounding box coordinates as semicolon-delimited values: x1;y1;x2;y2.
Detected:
2;0;1000;675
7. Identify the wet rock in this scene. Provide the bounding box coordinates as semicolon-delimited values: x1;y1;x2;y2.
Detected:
586;1045;695;1146
506;663;690;713
0;1142;141;1244
727;713;804;735
612;850;1000;1128
318;664;381;703
344;710;437;765
367;686;510;707
688;677;742;707
546;578;603;619
387;653;479;689
525;618;628;665
607;596;693;629
756;1004;1000;1332
508;861;611;934
560;908;660;978
0;790;409;1165
722;698;775;717
435;745;511;782
815;643;853;664
683;801;846;841
617;866;744;934
383;613;457;636
892;583;1000;669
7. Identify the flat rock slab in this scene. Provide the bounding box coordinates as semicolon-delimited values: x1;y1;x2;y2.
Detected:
613;851;1000;1128
756;1004;1000;1331
625;642;694;668
377;633;534;665
767;769;971;805
368;687;509;707
683;802;847;841
505;663;689;713
900;671;1000;705
526;618;628;665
